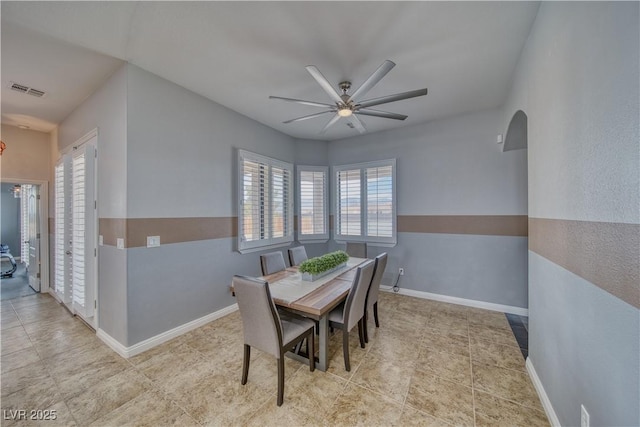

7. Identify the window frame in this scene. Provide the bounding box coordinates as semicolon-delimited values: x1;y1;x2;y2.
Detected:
237;149;294;253
296;165;329;243
332;159;397;246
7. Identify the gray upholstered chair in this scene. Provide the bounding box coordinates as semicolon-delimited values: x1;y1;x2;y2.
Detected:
233;275;315;406
288;246;308;266
363;253;387;343
345;242;367;258
328;260;375;371
260;251;286;276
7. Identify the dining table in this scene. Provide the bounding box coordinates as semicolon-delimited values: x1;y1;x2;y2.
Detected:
233;256;368;372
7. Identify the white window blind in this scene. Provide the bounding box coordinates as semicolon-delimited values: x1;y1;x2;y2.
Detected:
334;159;396;245
238;150;293;253
54;164;66;296
297;166;328;241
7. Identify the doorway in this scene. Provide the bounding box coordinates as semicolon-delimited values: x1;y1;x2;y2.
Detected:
0;180;49;301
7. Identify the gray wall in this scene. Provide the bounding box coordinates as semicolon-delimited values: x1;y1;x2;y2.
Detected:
503;2;639;426
1;183;21;255
58;64;129;344
328;108;529;309
125;65;301;344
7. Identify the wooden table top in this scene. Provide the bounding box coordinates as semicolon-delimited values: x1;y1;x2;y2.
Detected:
231;258;366;319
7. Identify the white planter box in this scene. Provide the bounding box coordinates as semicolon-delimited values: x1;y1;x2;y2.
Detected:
301;263;347;282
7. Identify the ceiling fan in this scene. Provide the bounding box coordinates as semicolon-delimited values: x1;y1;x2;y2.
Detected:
269;60;428;134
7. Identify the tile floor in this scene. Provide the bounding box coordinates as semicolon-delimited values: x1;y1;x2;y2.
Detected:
1;292;549;426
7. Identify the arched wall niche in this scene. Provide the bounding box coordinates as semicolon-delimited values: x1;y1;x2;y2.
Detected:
503;110;528;152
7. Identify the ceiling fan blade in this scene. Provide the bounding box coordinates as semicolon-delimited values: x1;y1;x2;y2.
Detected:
348;115;367;134
305;65;344;105
357;88;428;109
283;110;333;124
355;108;407;121
269;96;334;108
319;113;341;134
348;60;395;102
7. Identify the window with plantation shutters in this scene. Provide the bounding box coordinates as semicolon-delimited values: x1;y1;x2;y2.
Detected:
334;159;396;245
238;150;293;253
297;166;329;242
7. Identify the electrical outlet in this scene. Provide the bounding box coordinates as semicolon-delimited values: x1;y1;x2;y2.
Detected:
116;238;125;250
147;236;161;248
399;268;404;276
581;405;590;427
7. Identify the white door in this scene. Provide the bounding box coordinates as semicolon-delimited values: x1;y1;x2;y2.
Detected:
24;185;41;292
71;140;97;325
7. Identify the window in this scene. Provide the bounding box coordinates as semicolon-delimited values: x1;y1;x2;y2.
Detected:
297;166;329;242
238;150;293;253
334;159;396;245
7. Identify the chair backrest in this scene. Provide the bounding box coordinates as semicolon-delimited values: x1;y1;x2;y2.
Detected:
233;275;283;357
345;242;367;258
260;251;286;276
288;246;308;266
342;260;375;330
366;253;388;311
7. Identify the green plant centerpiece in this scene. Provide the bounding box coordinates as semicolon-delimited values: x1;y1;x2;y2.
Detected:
299;250;349;281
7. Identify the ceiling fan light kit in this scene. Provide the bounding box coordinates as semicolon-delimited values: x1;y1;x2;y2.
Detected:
270;60;428;135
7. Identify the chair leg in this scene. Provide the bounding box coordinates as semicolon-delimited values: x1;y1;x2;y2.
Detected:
358;319;365;348
308;331;315;372
374;301;380;328
241;344;250;385
277;356;285;406
363;311;369;343
342;329;351;371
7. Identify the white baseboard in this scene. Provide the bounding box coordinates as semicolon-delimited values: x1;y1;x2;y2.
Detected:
526;358;561;427
97;303;239;359
380;285;528;316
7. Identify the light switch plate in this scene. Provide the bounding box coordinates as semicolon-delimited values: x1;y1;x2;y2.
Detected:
98;235;104;246
147;236;160;248
116;238;125;250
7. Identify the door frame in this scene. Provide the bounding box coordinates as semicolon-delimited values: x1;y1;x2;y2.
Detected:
1;177;50;293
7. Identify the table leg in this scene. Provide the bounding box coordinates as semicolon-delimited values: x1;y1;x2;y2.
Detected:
317;315;330;371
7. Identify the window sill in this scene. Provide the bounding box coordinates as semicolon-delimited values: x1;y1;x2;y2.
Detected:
237;241;293;254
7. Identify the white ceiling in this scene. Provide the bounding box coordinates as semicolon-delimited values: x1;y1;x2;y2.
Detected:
1;1;540;140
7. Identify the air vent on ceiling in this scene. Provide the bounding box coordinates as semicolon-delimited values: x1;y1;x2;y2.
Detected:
9;81;46;98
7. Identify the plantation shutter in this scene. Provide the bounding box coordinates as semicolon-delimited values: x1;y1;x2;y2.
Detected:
297;167;328;241
20;185;30;266
70;141;97;320
72;151;87;310
54;164;66;296
337;169;362;237
366;165;394;238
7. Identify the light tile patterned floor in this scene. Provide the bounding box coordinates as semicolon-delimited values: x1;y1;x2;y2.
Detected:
0;292;549;426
